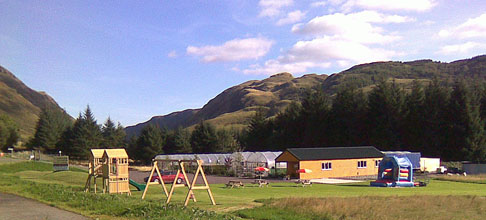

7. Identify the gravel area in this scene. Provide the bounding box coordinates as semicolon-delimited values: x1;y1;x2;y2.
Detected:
0;192;89;220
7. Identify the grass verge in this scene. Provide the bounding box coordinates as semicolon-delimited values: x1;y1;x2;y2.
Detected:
433;174;486;184
0;161;235;220
235;196;486;220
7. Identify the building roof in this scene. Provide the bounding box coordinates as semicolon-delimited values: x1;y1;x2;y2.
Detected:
90;149;105;158
103;149;128;158
279;146;384;161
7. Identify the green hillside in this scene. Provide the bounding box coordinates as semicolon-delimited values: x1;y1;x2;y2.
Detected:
125;73;328;136
0;66;67;140
126;55;486;136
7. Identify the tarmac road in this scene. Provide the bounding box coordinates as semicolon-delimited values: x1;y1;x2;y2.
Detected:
0;192;89;220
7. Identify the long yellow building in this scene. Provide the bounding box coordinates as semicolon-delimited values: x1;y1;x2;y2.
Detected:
276;146;384;180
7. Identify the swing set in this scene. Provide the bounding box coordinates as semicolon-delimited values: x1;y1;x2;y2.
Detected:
142;159;216;206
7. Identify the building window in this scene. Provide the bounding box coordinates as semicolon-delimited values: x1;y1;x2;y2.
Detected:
322;162;332;170
375;160;381;167
358;160;367;168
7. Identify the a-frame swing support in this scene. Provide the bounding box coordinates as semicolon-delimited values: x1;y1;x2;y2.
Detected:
142;160;168;199
141;159;216;206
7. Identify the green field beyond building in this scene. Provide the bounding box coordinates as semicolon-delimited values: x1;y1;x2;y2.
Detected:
1;159;486;219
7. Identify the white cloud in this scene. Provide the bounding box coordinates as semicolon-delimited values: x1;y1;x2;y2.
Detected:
292;11;411;44
243;36;398;75
439;13;486;39
258;0;293;17
276;10;306;26
243;10;409;75
167;50;177;58
187;37;274;63
438;42;486;55
310;1;327;7
342;0;437;12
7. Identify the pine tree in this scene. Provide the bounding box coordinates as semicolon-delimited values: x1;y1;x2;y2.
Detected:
329;86;367;146
216;129;240;153
422;79;450;158
244;108;272;151
446;81;486;161
135;124;165;164
101;118;126;149
173;127;192;153
59;106;102;159
402;81;426;151
272;101;303;150
0;114;19;152
191;121;218;153
300;89;332;147
30;107;72;152
367;80;404;150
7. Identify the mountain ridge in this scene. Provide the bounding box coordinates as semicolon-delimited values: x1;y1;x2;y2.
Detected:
0;66;67;139
126;55;486;137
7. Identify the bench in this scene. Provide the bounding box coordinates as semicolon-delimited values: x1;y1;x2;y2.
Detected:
226;180;244;188
253;179;269;187
296;179;312;187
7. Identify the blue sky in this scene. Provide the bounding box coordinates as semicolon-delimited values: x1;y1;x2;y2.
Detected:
1;0;486;127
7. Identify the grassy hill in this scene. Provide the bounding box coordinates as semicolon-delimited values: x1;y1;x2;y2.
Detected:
126;55;486;136
0;66;67;141
126;73;327;136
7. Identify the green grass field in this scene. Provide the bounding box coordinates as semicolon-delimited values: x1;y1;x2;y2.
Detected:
1;159;486;219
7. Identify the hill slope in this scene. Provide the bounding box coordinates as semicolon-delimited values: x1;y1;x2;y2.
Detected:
126;55;486;136
125;73;327;136
0;66;67;139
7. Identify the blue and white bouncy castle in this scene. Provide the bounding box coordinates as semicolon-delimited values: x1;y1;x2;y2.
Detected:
370;156;415;187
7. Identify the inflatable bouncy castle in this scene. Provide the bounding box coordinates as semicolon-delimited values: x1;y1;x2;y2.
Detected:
370;156;414;187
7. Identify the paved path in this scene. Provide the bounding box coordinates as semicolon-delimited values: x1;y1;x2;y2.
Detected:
0;192;89;220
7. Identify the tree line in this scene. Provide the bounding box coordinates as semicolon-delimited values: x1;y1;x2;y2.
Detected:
28;106;241;164
244;79;486;162
27;78;486;163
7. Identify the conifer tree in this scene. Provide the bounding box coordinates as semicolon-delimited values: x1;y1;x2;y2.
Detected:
329;86;367;146
135;124;165;163
244;108;272;151
300;89;331;147
402;81;426;151
0;114;19;152
30;107;72;152
422;79;450;157
191;121;218;153
101;117;126;148
173;127;192;153
367;80;404;150
59;106;102;158
446;81;486;161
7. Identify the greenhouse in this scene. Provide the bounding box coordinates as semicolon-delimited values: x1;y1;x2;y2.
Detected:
154;152;283;168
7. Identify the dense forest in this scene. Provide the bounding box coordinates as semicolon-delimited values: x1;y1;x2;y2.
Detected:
27;78;486;164
244;79;486;162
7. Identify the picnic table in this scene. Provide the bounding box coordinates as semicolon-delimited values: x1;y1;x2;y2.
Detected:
252;179;269;187
296;179;312;187
226;180;244;188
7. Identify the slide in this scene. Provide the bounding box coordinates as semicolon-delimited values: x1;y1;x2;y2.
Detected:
129;179;146;191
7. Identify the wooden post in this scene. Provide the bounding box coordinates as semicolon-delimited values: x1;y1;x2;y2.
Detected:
142;161;169;199
166;161;196;204
143;159;216;206
184;160;216;206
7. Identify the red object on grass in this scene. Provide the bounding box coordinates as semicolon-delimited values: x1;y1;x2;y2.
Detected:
296;168;312;173
254;167;269;172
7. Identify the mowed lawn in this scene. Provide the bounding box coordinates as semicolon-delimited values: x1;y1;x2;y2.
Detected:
1;159;486;219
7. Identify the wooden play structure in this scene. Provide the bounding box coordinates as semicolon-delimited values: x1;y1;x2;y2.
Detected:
142;159;216;206
85;149;131;195
84;149;105;193
102;149;130;195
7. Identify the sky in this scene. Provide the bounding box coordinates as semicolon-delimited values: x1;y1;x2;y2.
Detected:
1;0;486;127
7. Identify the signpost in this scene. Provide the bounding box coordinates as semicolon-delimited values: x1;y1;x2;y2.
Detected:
53;156;69;171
